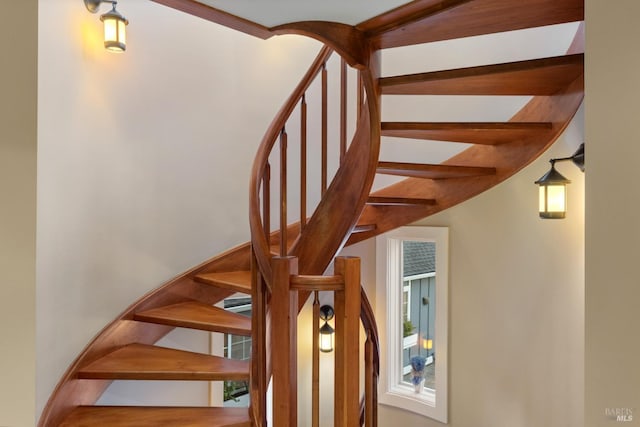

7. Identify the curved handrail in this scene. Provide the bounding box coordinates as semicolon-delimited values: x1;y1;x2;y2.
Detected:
248;42;382;427
249;45;333;289
360;286;380;426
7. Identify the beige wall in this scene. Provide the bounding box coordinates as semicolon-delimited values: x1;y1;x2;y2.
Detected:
374;112;585;427
0;1;38;426
36;0;320;416
585;1;640;425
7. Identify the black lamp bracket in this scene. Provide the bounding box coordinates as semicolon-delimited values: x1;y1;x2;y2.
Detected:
319;305;334;322
549;143;585;172
85;0;118;13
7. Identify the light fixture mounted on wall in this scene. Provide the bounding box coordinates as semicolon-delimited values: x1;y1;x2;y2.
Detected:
84;0;129;52
319;305;335;353
535;143;585;219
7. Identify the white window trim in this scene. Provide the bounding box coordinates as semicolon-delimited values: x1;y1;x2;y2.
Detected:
376;226;448;423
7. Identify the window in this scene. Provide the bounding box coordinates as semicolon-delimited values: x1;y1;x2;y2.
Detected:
222;296;252;404
376;226;448;423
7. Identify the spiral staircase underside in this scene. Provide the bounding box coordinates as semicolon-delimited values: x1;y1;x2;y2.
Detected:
39;0;584;425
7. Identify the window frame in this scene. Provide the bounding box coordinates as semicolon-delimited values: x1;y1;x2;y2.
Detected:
376;226;449;423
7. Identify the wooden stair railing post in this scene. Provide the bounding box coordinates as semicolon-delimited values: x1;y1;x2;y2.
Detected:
250;247;267;427
334;256;361;427
364;331;375;427
271;256;299;427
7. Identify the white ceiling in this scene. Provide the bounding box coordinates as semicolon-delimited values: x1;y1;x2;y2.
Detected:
194;0;412;27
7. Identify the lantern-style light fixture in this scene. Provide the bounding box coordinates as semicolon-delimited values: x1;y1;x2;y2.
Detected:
84;0;129;52
319;305;335;353
535;143;585;219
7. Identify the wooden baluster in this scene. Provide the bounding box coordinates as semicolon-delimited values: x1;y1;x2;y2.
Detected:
364;331;374;427
340;58;347;164
334;257;361;427
280;128;287;256
271;256;299;427
263;162;270;240
357;70;363;120
301;95;307;231
312;291;320;427
250;248;267;427
373;369;379;427
321;63;328;195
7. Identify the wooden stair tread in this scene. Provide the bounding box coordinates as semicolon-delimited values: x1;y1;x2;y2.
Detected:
381;121;552;145
60;406;250;427
78;344;249;381
367;196;436;206
134;302;251;336
380;54;584;95
193;271;252;294
377;161;496;179
361;0;583;49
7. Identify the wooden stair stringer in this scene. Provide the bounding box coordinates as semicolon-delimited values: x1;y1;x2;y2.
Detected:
38;241;255;427
288;59;381;287
349;72;584;246
362;0;584;49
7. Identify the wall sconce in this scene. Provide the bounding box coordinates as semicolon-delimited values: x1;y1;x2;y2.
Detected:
422;338;433;352
535;143;585;219
84;0;129;52
319;305;335;353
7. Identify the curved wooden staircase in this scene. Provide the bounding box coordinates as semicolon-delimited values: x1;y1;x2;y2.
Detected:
39;0;584;425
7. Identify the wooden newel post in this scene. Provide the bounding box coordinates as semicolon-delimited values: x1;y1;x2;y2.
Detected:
334;256;361;427
271;256;299;427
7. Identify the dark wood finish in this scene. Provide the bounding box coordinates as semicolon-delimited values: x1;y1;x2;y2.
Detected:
263;163;271;240
333;257;361;427
280;128;288;256
289;275;345;291
349;26;585;246
360;288;380;427
151;0;272;39
366;0;584;49
357;71;364;119
194;271;252;294
287;51;382;284
61;406;251;427
322;64;328;196
134;301;251;335
381;121;552;145
367;196;437;206
380;54;584;95
377;161;496;179
340;58;348;163
78;343;249;381
301;96;308;231
250;46;333;286
271;257;298;427
272;22;367;68
250;250;267;427
365;335;375;427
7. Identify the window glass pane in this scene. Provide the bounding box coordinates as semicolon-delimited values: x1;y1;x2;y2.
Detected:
402;241;436;392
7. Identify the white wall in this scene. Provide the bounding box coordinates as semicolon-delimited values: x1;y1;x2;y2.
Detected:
0;2;38;426
372;110;585;427
585;1;640;425
36;0;320;416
